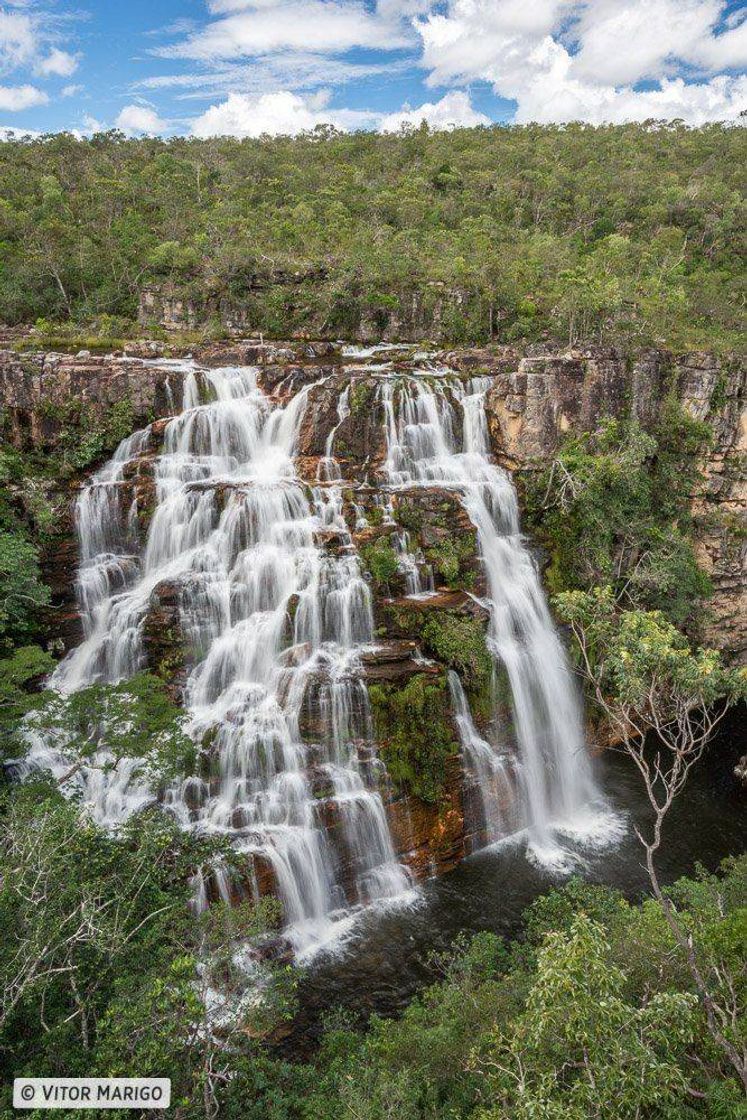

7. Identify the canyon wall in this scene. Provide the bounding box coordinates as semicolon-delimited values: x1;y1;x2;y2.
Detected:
4;340;742;662
1;340;743;898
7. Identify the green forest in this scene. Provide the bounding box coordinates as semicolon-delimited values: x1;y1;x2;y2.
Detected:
0;121;745;349
0;120;745;1118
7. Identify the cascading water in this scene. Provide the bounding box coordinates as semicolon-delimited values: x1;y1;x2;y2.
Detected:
26;351;614;965
380;372;602;861
47;363;410;953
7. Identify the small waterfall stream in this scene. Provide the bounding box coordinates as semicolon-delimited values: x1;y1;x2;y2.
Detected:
380;373;601;861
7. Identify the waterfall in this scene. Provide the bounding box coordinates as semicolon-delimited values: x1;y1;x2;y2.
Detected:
30;353;612;959
380;373;600;860
448;671;515;843
48;363;411;953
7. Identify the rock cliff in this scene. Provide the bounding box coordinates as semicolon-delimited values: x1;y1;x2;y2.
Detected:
1;338;743;891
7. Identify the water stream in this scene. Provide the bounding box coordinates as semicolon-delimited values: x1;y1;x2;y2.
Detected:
380;374;603;862
44;364;411;953
27;357;612;955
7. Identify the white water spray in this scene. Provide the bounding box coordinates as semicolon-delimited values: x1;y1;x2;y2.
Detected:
380;373;601;860
49;363;411;952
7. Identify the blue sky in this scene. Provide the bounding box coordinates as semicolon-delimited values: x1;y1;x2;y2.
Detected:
1;0;745;139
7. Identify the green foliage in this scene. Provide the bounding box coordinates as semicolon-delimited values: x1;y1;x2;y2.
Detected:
421;613;492;691
19;672;196;781
369;673;459;803
0;530;50;648
1;764;744;1119
526;407;712;632
0;124;743;349
554;586;746;715
0;785;196;1084
0;645;54;727
297;858;746;1119
348;379;377;419
0;781;294;1114
425;534;476;590
361;538;401;589
477;914;697;1120
51;397;136;473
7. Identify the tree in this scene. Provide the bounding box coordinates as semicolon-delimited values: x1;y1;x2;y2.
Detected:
0;531;50;648
474;914;697;1119
19;672;197;787
555;586;747;1088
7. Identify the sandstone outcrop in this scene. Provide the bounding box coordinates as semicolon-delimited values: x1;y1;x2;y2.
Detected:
2;337;743;896
477;344;745;664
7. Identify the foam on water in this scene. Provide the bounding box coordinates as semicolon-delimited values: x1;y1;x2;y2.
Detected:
47;363;412;953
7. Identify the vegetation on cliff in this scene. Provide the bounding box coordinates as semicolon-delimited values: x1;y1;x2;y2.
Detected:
525;402;714;633
369;673;460;804
0;122;744;350
1;791;743;1120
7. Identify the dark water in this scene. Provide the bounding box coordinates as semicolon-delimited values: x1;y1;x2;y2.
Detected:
285;715;745;1052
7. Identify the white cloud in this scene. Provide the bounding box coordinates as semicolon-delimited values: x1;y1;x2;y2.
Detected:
61;82;83;98
81;112;102;134
379;90;489;131
570;0;747;85
115;104;169;135
191;89;376;136
0;83;48;111
35;47;79;79
136;52;406;101
415;0;747;124
0;8;36;73
159;0;411;62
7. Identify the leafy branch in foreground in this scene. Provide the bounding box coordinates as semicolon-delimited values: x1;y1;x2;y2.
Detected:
555;586;747;1089
13;671;197;787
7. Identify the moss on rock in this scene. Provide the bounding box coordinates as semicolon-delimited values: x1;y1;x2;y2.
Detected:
368;672;460;804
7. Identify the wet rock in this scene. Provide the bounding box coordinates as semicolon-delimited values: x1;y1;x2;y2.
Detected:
482;345;745;663
385;755;471;879
0;349;184;453
142;579;189;701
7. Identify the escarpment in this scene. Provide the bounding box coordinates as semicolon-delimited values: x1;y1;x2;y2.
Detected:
2;338;743;939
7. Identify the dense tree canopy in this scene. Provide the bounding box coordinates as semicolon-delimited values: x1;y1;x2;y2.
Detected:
0;121;744;349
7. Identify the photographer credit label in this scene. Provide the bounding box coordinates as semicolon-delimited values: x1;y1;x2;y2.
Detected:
13;1079;171;1110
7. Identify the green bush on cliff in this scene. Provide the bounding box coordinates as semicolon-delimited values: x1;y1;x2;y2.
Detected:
421;613;492;692
48;397;136;473
525;407;712;633
425;536;476;590
368;673;459;803
361;539;400;591
0;531;50;649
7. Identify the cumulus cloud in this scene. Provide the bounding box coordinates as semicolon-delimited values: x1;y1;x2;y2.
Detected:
570;0;747;84
0;83;48;111
416;0;747;124
35;48;79;79
191;89;375;136
379;90;489;131
115;104;169;135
